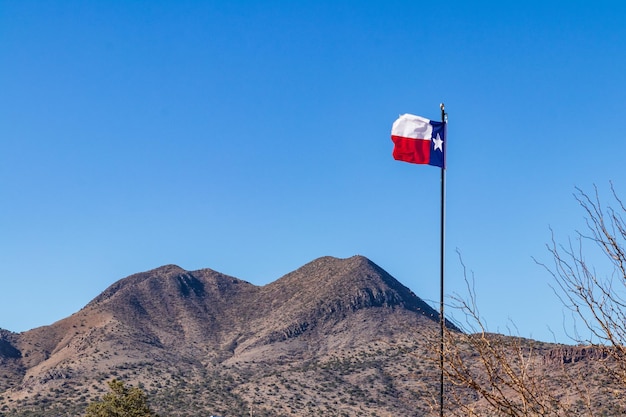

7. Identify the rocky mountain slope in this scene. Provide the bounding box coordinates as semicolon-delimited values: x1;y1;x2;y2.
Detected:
0;255;621;416
0;256;454;416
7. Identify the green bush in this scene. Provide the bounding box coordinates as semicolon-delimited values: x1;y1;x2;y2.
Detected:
84;379;158;417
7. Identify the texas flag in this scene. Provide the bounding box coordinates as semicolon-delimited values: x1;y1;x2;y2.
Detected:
391;113;446;168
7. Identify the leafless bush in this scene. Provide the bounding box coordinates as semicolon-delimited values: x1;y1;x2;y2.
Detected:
442;252;596;416
441;184;626;416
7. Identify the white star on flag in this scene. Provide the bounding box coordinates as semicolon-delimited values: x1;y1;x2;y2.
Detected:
433;133;443;152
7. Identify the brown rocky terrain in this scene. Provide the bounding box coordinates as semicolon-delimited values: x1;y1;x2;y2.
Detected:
0;255;622;416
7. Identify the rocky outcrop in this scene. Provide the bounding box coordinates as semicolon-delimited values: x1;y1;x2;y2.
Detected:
543;345;609;365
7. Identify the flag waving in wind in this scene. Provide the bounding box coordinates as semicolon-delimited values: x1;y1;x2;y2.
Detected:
391;113;445;168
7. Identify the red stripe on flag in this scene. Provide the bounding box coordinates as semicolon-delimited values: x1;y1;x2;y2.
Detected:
391;135;430;164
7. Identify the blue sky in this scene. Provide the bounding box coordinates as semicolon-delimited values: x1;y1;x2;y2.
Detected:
1;1;625;343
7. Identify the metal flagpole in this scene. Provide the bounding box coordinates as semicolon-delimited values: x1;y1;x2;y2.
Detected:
391;106;447;415
439;103;447;417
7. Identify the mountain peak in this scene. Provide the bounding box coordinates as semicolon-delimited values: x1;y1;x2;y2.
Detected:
85;264;187;307
269;255;437;316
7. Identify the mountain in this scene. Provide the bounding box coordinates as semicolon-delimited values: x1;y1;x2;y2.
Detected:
0;255;618;416
0;255;455;416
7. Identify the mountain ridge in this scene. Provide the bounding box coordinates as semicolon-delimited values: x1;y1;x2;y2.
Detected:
1;255;455;416
4;255;609;417
72;255;447;356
